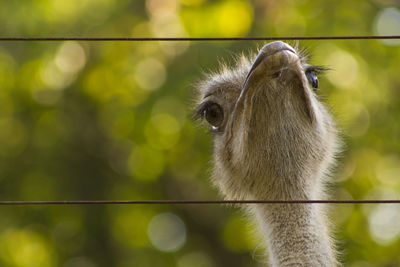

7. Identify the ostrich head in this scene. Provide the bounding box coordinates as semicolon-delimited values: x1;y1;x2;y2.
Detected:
194;41;339;201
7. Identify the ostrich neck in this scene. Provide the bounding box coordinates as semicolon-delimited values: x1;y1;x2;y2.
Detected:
243;111;337;266
252;199;336;267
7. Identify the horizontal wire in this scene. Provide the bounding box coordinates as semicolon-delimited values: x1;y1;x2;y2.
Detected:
0;200;400;205
0;36;400;41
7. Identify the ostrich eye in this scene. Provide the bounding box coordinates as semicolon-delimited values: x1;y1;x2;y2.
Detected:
204;103;224;128
306;71;319;91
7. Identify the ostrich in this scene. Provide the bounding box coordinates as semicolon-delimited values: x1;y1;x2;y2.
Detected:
194;41;340;266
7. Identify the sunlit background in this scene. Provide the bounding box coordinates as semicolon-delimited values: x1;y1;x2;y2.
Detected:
0;0;400;266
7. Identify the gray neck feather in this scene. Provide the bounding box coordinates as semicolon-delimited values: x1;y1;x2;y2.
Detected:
252;203;336;267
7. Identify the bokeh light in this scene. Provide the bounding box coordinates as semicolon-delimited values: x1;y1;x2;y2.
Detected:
325;48;360;90
180;0;253;37
369;204;400;245
147;213;187;252
135;58;167;91
55;41;87;74
0;229;54;267
41;59;75;90
373;8;400;46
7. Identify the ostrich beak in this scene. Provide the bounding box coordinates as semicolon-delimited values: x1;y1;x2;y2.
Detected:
237;41;298;112
228;41;307;140
244;41;316;123
238;41;315;123
244;41;297;84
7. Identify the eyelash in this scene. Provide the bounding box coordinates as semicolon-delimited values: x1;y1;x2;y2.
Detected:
193;101;211;120
305;65;326;74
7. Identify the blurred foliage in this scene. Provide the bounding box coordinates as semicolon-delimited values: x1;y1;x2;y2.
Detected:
1;0;400;266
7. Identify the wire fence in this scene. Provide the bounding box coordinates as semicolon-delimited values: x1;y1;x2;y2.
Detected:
0;200;399;206
0;35;400;41
0;34;399;206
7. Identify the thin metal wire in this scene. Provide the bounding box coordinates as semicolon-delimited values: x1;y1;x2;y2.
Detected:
0;200;400;205
0;36;400;41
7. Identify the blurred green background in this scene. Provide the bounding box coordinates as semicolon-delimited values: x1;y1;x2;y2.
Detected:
1;0;400;266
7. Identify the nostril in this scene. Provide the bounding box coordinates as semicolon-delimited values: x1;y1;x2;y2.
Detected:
272;71;281;78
